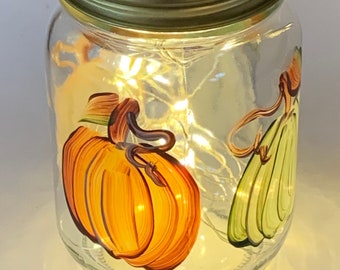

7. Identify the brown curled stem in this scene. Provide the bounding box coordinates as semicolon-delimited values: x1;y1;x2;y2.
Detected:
126;112;175;152
123;112;176;187
145;163;167;187
125;144;166;187
108;99;175;187
125;144;150;168
227;89;284;162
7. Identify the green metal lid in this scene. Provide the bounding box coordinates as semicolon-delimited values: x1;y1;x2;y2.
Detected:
60;0;282;32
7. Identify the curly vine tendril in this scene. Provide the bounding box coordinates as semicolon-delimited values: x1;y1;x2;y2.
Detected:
125;112;176;187
227;49;301;164
227;87;284;164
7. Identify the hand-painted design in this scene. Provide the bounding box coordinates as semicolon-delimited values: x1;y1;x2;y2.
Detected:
62;93;200;270
227;48;301;247
51;35;93;71
227;48;301;163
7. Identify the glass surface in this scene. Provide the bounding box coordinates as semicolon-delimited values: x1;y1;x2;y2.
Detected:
46;2;302;269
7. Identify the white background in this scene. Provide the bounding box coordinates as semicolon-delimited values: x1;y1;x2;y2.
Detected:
0;0;339;269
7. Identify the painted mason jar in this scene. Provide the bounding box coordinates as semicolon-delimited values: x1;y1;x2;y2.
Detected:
46;0;302;269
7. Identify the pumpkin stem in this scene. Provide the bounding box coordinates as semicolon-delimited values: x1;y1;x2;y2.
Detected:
108;98;140;143
226;47;301;161
126;112;176;152
124;112;177;187
226;89;283;160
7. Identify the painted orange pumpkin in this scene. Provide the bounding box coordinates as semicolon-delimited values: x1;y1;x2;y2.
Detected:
62;93;200;270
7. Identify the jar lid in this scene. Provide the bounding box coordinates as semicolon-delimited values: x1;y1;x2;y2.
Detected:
60;0;282;32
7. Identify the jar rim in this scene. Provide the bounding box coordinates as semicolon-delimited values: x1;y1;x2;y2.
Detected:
60;0;283;33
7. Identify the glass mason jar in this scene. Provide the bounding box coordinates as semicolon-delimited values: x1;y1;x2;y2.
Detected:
46;1;302;269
